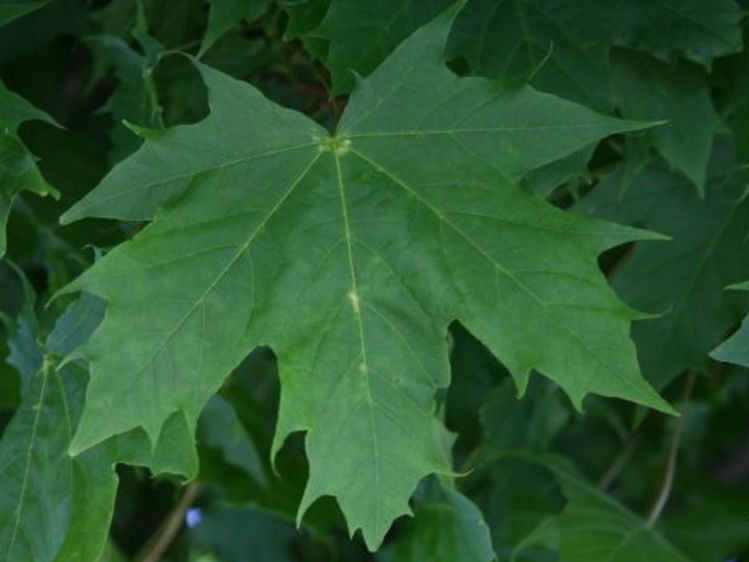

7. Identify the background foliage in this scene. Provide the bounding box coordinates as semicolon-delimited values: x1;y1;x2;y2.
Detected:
1;1;748;561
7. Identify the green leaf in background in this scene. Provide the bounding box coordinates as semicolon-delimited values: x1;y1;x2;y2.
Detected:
84;34;163;162
610;49;723;194
711;281;749;368
578;141;749;388
0;81;59;256
379;482;494;562
200;0;270;56
279;0;330;60
448;0;743;112
0;0;50;27
662;480;749;562
298;0;452;93
59;4;673;549
512;455;690;562
198;394;268;488
447;0;613;111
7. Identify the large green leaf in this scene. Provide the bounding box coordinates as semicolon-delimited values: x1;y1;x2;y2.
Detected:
0;81;58;256
512;455;690;562
711;281;749;368
578;142;749;388
61;6;672;549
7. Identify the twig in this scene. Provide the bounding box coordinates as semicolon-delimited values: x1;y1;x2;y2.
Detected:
646;369;697;526
135;482;200;562
598;432;642;490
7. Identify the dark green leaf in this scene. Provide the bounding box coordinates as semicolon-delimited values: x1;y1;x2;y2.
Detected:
578;141;749;388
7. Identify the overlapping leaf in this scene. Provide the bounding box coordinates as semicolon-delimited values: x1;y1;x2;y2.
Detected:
0;291;197;562
200;0;270;56
0;81;58;256
61;6;672;549
610;49;723;193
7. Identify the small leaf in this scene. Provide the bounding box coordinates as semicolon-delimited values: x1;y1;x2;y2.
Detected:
0;81;59;256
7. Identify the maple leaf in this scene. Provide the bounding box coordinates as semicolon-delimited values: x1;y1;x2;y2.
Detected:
60;5;673;549
0;80;58;256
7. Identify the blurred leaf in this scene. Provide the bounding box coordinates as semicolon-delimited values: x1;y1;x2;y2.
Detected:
199;0;270;56
84;34;163;162
190;504;300;562
512;454;690;562
379;482;494;562
0;0;50;27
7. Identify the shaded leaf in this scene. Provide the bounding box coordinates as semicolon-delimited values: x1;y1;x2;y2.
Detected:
448;0;742;111
0;81;59;256
198;394;268;488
